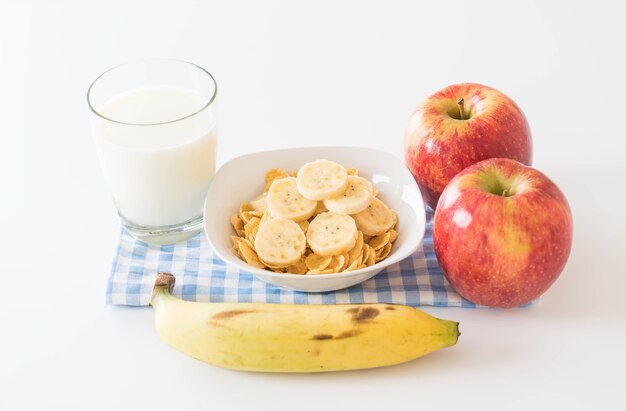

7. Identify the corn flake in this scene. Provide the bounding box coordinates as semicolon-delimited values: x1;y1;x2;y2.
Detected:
259;210;273;226
340;252;350;271
237;239;265;269
364;244;376;266
348;231;364;264
231;214;245;237
305;253;333;270
375;242;392;262
369;232;391;251
249;225;260;245
286;257;308;274
391;210;398;229
260;257;289;270
297;219;309;234
307;268;335;275
264;168;290;192
313;201;328;216
244;217;261;241
240;202;251;215
388;229;398;243
327;255;346;272
241;210;263;225
344;259;360;272
361;243;371;264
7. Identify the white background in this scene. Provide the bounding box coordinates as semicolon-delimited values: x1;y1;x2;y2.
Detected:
1;1;625;410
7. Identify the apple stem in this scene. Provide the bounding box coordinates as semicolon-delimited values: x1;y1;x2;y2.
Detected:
502;189;508;197
457;98;466;120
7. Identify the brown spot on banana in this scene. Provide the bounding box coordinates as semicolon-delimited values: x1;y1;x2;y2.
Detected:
335;329;362;339
310;329;363;341
346;306;380;322
312;334;333;340
211;309;258;320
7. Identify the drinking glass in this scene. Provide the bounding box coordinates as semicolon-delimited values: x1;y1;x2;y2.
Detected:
88;59;218;244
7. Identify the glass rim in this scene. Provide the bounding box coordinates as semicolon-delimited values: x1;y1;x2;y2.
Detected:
86;58;218;126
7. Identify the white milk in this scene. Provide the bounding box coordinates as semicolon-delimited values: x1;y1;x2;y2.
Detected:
93;86;217;227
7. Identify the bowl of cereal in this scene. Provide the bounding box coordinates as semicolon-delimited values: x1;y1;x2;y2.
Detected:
203;147;426;292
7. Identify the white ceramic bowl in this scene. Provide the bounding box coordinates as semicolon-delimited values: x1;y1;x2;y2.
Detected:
203;147;426;292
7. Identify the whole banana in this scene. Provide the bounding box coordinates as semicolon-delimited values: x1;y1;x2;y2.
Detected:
150;273;460;372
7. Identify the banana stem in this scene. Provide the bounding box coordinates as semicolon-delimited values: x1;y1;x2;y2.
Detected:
150;273;176;306
155;272;176;290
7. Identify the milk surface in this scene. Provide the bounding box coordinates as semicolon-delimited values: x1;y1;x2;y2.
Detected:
93;86;217;226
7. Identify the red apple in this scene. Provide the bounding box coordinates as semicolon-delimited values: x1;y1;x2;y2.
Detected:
433;158;572;308
404;83;532;210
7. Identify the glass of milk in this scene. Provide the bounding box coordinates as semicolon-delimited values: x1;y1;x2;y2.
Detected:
88;59;218;244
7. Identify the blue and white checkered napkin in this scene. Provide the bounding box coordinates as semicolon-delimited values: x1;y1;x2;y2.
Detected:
106;208;477;307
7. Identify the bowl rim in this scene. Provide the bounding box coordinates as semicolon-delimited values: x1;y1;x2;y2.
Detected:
203;146;426;281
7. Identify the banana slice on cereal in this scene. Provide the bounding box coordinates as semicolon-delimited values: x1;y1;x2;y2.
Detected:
352;197;394;236
323;176;373;215
306;212;358;256
254;218;306;267
296;159;348;201
249;192;267;213
267;177;317;221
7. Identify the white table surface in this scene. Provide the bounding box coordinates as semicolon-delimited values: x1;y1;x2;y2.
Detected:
1;1;625;410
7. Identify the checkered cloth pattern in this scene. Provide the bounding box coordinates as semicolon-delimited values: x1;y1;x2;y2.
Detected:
106;208;478;307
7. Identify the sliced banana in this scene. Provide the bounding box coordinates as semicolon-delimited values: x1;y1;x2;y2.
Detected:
267;177;317;221
249;192;267;213
296;159;348;201
323;176;374;215
352;197;394;236
254;218;306;267
306;212;358;256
